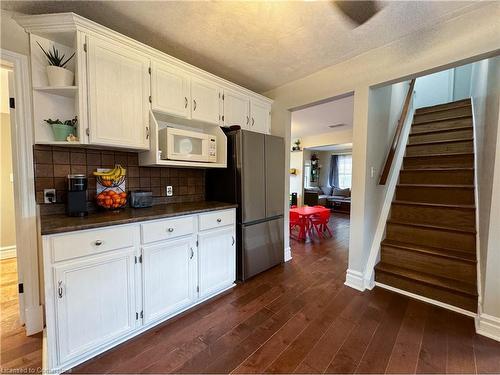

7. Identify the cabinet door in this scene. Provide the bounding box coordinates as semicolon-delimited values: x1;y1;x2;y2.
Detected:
198;227;236;299
250;99;271;134
87;35;150;149
191;78;220;125
54;249;136;363
151;61;190;118
223;89;250;128
142;237;197;324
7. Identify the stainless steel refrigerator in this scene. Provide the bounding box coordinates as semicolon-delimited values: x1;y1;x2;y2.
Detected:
206;129;285;281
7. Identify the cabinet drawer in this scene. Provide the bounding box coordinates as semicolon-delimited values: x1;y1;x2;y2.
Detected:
141;216;195;244
50;226;136;263
199;209;235;231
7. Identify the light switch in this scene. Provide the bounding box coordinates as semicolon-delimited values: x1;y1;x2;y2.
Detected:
370;166;375;178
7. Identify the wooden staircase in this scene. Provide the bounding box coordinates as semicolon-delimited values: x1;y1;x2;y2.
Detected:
375;98;478;312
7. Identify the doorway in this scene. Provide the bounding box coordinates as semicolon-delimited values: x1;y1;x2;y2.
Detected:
289;94;354;246
0;52;43;371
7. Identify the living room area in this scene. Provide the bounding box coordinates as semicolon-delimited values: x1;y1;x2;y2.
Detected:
289;93;354;241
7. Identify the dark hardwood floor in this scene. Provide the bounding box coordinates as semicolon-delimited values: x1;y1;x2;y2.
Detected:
70;212;500;374
0;258;42;372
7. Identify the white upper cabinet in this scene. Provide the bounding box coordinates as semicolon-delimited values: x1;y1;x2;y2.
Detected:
54;249;137;363
86;35;150;150
151;61;190;118
250;98;271;134
190;77;221;125
222;89;250;128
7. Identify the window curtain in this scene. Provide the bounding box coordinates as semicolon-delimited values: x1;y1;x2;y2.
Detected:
329;155;339;187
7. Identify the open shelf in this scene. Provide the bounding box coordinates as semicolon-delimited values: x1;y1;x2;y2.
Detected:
33;86;78;98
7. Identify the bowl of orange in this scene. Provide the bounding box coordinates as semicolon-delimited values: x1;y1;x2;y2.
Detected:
96;190;127;210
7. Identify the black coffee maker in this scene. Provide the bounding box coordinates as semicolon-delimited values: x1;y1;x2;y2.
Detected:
66;174;88;217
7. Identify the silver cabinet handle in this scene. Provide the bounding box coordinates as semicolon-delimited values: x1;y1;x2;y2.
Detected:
184;97;188;108
217;218;222;223
94;240;103;246
251;117;255;126
193;99;197;111
190;248;194;259
232;236;235;246
57;281;63;298
167;227;174;233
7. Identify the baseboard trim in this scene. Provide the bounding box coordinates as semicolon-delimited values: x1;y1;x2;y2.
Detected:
0;245;16;259
375;281;476;318
284;246;292;262
476;313;500;342
344;269;365;291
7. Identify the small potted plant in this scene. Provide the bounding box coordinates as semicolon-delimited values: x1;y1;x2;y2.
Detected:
37;42;75;87
44;116;77;141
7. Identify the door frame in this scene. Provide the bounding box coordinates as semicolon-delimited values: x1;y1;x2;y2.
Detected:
1;48;43;335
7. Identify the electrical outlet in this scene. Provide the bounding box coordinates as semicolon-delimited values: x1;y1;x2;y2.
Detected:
44;189;56;204
166;186;173;197
370;166;375;178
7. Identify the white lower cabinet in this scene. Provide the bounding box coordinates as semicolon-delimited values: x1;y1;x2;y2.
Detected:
142;236;197;324
198;227;236;299
54;249;137;363
43;208;236;371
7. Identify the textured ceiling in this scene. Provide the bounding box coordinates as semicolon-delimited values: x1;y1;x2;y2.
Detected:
1;1;482;92
292;95;353;138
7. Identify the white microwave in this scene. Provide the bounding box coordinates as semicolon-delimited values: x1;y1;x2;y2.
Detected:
158;127;217;163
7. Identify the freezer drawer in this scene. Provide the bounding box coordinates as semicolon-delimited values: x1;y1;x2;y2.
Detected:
240;217;284;280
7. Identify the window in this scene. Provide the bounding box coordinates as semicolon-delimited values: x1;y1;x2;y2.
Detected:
337;154;352;189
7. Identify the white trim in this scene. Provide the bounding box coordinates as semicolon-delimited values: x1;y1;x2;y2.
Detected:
0;245;17;259
476;313;500;342
375;281;477;318
470;97;483;315
0;48;43;335
363;87;415;287
284;246;292;262
344;269;366;291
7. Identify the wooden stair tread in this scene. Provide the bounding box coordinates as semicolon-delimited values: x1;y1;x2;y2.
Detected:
392;200;475;209
415;99;471;114
401;167;474;172
381;239;476;262
375;262;477;296
404;152;474;159
387;219;477;234
406;138;473;147
414;104;471;116
409;125;472;136
412;115;472;126
397;183;474;189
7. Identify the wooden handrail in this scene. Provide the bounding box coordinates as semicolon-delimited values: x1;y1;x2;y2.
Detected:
379;79;416;185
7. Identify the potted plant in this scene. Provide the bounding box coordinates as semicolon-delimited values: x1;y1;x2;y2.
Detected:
44;116;77;141
37;42;75;87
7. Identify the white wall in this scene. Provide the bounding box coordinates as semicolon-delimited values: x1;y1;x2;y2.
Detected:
454;64;473;100
265;2;499;288
289;150;303;206
414;69;453;109
0;10;30;56
470;56;500;323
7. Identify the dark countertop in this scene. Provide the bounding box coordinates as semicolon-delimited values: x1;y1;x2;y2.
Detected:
40;201;238;235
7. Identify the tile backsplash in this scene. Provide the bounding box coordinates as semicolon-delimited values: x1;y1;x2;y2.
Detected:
33;145;205;215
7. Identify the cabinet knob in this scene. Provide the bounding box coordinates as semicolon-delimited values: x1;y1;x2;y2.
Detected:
167;227;174;233
193;99;197;111
217;218;222;223
246;116;249;125
94;240;103;246
190;248;194;259
185;97;188;109
57;281;63;298
251;117;255;126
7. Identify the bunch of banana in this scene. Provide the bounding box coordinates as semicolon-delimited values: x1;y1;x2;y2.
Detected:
93;165;126;182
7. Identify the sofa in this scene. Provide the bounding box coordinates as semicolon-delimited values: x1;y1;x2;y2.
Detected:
304;186;351;214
